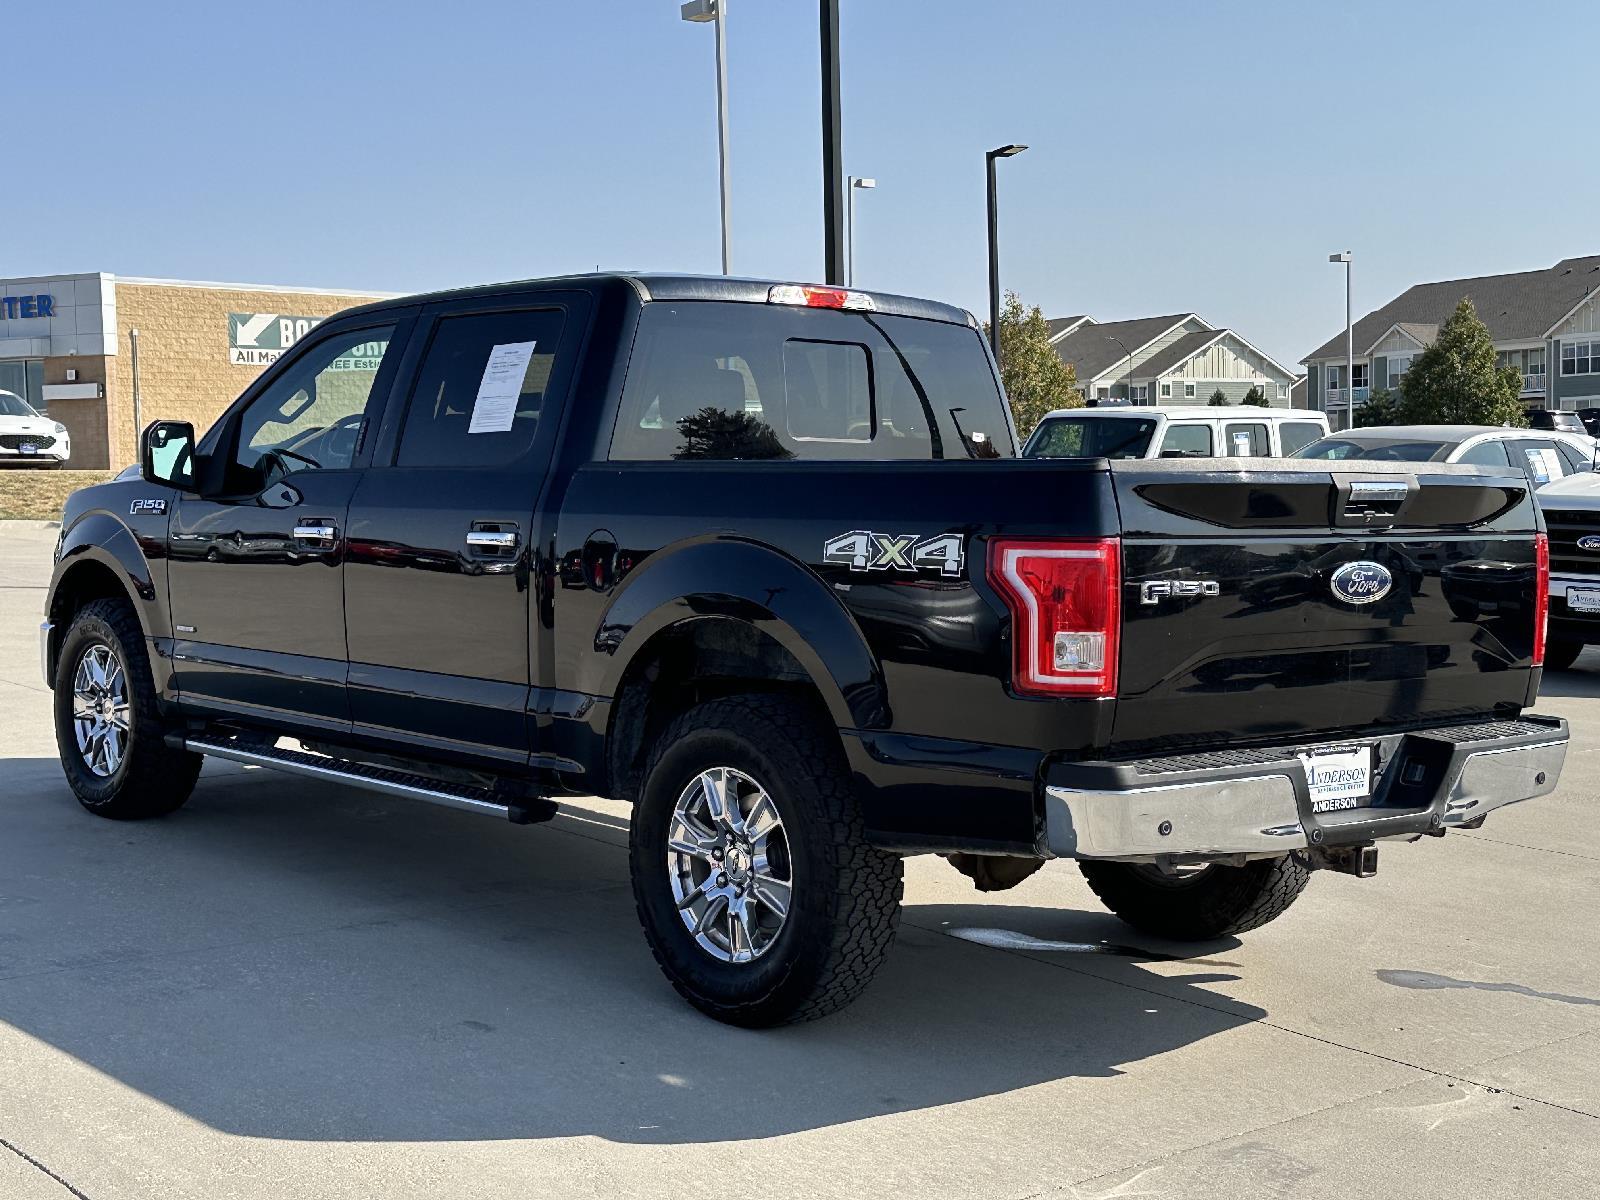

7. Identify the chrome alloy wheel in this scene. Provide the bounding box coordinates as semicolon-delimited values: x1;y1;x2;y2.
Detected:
667;766;793;964
71;643;129;778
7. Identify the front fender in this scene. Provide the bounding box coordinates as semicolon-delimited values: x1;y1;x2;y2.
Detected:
592;536;887;729
49;512;169;648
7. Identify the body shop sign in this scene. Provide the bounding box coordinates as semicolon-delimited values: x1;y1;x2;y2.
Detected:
228;313;385;370
229;313;323;365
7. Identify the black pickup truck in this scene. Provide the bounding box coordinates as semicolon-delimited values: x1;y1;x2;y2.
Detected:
42;274;1567;1025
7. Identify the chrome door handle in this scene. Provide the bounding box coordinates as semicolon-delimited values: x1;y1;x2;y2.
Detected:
466;530;520;551
293;522;337;544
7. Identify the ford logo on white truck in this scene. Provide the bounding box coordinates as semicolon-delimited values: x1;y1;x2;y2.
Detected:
1330;561;1393;605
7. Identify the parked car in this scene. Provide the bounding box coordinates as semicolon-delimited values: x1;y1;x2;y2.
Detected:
0;389;70;468
41;274;1566;1025
1293;424;1598;487
1535;470;1600;669
1024;405;1328;460
1524;408;1588;435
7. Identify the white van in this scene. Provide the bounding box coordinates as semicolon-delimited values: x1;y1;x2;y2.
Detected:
1022;405;1330;460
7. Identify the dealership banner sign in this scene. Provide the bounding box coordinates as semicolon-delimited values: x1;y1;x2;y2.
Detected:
228;314;385;370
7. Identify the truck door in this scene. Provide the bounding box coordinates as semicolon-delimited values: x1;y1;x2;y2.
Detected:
166;319;408;730
342;294;586;769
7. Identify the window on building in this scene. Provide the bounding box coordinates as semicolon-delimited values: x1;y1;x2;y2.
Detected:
1278;382;1289;400
1351;363;1370;390
1159;382;1172;398
1096;386;1110;401
1388;355;1413;389
1562;341;1597;376
0;360;45;411
1184;382;1196;398
1131;384;1149;402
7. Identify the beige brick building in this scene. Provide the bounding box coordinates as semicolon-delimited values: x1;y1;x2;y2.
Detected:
1;273;394;469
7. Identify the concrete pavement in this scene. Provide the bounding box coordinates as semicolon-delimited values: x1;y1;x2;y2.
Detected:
1;518;1596;1198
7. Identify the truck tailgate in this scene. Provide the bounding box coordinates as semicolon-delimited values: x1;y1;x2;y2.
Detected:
1109;460;1541;756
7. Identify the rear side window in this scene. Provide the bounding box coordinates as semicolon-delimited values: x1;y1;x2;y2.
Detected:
1457;438;1513;467
1553;439;1592;474
397;308;566;467
610;302;1014;460
1026;416;1157;459
1158;423;1212;457
1277;421;1324;455
1223;422;1270;456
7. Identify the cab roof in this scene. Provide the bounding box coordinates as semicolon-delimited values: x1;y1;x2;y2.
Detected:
335;273;976;328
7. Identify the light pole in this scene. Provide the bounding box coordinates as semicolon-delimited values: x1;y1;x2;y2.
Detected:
847;176;875;286
1105;336;1134;404
682;0;732;274
1329;251;1353;429
986;143;1028;364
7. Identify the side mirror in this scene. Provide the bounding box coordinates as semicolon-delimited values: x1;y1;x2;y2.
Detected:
141;420;197;490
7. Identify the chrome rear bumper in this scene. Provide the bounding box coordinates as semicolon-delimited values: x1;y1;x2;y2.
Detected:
1044;717;1567;862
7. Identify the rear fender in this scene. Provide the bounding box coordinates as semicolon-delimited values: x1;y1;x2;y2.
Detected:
592;537;886;729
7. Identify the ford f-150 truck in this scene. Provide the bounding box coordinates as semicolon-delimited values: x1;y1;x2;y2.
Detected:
41;274;1567;1026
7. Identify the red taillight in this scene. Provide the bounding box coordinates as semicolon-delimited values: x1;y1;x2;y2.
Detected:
1534;530;1549;666
988;538;1121;697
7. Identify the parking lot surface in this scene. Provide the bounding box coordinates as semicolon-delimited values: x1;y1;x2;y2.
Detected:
1;518;1597;1199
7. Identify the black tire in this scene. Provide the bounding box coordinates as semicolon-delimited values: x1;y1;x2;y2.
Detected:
1079;854;1310;941
629;693;903;1026
53;597;201;819
1544;637;1585;672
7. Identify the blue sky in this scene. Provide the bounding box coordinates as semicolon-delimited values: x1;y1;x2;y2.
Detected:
9;0;1599;365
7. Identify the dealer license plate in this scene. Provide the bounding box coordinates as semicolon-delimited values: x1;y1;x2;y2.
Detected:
1567;587;1600;613
1299;744;1372;813
18;442;37;455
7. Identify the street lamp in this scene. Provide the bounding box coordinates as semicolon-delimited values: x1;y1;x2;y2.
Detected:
1329;251;1353;430
682;0;732;274
1105;336;1134;405
986;143;1028;364
846;176;875;286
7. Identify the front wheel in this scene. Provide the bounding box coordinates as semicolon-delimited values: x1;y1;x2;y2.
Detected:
1079;855;1310;941
629;693;903;1026
53;597;201;819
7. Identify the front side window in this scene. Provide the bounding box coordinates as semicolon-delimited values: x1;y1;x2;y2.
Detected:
397;309;567;468
1277;421;1325;455
1159;424;1212;457
611;302;1014;461
1223;421;1270;456
233;324;395;479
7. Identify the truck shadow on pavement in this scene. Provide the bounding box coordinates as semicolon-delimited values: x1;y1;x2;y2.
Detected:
0;758;1263;1146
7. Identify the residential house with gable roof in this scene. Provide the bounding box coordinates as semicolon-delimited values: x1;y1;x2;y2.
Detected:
1048;313;1299;408
1301;255;1600;426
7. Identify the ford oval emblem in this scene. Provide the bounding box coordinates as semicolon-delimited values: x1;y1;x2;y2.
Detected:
1330;561;1392;605
1578;535;1600;551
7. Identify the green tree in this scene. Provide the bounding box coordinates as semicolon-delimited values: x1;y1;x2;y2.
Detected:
1207;389;1228;406
987;291;1082;440
1354;387;1403;428
1241;385;1268;407
1398;298;1526;427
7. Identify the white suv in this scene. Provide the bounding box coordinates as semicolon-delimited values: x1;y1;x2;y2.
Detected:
1023;405;1329;460
0;390;71;468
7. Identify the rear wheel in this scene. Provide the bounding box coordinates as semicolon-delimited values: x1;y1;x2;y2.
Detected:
1544;637;1585;672
629;693;903;1026
53;598;201;819
1079;855;1309;941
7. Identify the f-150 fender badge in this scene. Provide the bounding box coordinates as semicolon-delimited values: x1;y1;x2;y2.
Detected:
824;530;965;577
1140;578;1220;605
1329;560;1392;605
129;498;168;517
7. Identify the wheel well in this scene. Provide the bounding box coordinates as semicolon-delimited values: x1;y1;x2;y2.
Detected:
47;560;135;684
605;618;836;801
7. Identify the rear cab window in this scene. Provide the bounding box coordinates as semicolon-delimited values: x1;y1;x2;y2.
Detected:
610;302;1013;460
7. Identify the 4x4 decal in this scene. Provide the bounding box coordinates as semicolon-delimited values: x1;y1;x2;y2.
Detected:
823;530;965;577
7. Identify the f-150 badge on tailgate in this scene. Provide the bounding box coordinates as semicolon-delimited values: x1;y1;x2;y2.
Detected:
824;530;964;577
1140;578;1220;605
